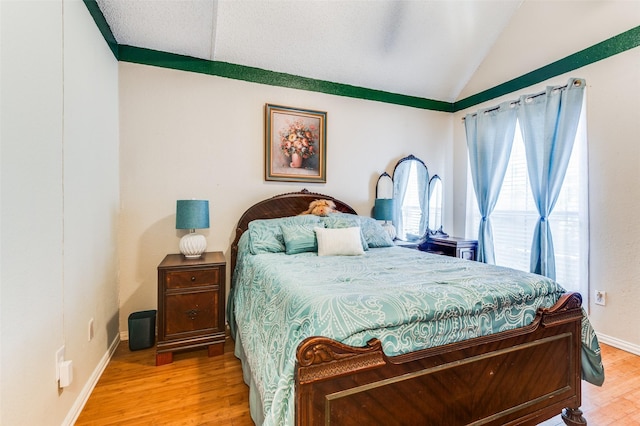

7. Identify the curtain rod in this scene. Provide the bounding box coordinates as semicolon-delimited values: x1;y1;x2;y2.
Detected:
461;80;580;121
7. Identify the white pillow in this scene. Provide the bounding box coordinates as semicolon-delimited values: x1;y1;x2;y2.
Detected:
315;227;365;256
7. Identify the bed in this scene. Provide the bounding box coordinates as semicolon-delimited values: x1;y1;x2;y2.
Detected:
228;190;604;426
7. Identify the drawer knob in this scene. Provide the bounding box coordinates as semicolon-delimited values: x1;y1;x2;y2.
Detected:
185;309;200;320
190;276;196;282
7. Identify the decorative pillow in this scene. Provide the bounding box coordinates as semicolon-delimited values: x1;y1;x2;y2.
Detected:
248;215;321;254
281;222;318;255
358;216;395;247
315;227;365;256
321;214;368;251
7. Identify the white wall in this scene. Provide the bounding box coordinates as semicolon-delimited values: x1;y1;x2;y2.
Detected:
1;2;64;424
453;1;640;352
0;1;119;424
61;0;120;422
117;2;640;352
118;63;453;333
2;2;635;422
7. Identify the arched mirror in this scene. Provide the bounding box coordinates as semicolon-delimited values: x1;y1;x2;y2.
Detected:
375;172;394;199
392;155;429;242
428;175;448;237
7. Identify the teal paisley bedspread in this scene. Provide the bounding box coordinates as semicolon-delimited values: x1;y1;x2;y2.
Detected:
229;232;604;426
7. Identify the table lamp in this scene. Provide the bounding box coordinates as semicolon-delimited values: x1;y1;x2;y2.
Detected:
176;199;209;258
374;198;396;240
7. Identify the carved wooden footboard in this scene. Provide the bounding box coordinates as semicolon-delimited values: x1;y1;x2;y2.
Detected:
295;292;585;426
231;190;587;426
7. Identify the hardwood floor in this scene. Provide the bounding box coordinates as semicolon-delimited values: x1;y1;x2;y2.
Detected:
538;342;640;426
76;338;252;426
77;340;640;425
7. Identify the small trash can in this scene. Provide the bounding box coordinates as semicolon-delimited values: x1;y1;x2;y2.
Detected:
128;310;156;351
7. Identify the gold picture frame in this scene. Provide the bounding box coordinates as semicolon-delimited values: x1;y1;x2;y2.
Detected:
265;104;327;183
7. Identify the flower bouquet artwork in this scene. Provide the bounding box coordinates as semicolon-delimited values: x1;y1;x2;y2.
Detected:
265;104;326;183
280;120;317;168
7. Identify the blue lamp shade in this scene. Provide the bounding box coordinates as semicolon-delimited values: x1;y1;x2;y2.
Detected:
374;198;396;240
176;200;210;230
176;200;209;258
374;198;394;221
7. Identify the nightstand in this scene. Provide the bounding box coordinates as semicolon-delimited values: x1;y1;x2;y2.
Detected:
420;236;478;261
156;252;226;366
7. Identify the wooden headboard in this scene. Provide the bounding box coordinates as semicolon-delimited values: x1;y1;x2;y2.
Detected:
230;189;357;275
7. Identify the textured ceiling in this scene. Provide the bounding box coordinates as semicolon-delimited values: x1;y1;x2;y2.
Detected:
96;0;524;102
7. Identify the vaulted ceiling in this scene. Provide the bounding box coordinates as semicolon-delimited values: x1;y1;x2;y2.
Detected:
94;0;524;103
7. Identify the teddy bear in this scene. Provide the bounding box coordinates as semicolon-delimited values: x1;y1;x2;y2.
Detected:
300;199;337;216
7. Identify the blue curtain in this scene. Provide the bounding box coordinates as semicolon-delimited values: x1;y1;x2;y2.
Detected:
518;78;586;279
465;102;518;264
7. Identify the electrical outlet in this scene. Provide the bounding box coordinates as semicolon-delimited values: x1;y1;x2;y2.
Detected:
595;290;606;306
88;318;94;341
55;345;65;381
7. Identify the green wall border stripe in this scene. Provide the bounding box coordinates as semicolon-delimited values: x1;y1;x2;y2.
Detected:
117;45;453;112
83;0;118;59
454;25;640;112
83;0;638;114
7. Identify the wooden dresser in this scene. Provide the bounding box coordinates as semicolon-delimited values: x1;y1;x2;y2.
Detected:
420;236;478;261
156;252;226;366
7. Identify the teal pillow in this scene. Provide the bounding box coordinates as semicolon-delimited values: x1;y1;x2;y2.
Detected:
281;222;318;254
321;214;368;251
248;218;285;254
358;216;395;247
248;215;321;254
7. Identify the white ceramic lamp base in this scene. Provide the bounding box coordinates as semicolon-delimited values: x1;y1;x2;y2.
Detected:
381;222;396;240
179;233;207;258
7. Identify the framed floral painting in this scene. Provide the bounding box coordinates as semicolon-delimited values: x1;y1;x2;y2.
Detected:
265;104;327;183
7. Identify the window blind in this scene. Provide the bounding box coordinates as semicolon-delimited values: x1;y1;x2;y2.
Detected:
467;117;588;297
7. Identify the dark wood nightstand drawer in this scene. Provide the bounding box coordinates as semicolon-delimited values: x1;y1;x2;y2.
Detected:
165;268;219;289
156;252;226;365
164;290;220;337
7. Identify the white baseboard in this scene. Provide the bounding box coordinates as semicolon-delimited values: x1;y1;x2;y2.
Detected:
62;334;121;426
597;332;640;356
120;327;157;342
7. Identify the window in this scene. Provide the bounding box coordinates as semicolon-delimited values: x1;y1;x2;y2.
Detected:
466;109;588;297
